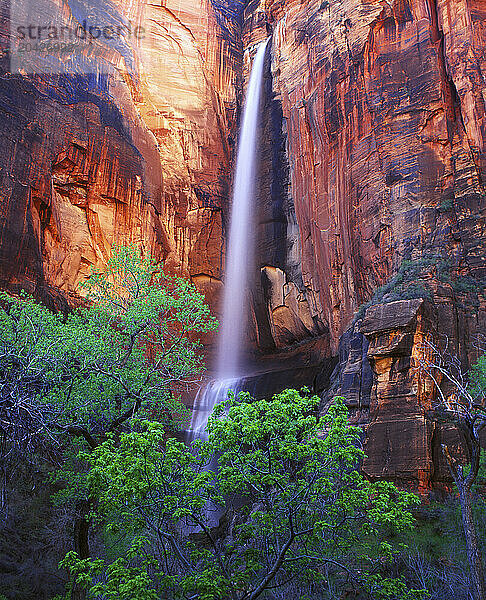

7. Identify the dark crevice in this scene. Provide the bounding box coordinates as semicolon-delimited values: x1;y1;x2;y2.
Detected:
425;0;462;136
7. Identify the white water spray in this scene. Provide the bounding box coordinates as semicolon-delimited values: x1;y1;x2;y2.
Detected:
188;39;269;440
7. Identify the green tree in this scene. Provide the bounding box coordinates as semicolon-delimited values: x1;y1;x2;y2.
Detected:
61;390;425;600
0;245;216;561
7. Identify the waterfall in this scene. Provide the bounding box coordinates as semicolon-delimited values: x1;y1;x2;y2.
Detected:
187;39;269;441
216;38;269;379
188;378;244;441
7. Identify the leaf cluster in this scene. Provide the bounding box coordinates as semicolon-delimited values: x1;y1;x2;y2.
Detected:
60;390;423;600
0;245;217;463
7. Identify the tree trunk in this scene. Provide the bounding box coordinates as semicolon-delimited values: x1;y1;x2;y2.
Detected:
72;499;91;600
459;486;486;600
74;514;90;559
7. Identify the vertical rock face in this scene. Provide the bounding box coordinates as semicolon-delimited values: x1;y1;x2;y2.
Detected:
360;299;437;489
246;35;329;354
0;0;239;312
240;0;485;486
135;0;241;287
244;0;485;352
0;74;165;305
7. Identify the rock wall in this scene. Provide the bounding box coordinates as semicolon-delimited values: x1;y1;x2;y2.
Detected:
244;0;485;353
251;48;328;352
240;0;485;487
6;0;483;353
0;0;239;315
360;299;437;489
135;0;241;288
242;28;330;354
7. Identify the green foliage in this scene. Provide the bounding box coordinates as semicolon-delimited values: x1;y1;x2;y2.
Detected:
452;275;485;298
60;552;158;600
468;353;486;399
355;257;435;321
438;197;454;212
355;250;486;321
396;497;486;599
473;450;486;493
468;353;486;492
0;245;217;460
404;498;486;561
60;390;423;600
367;576;428;600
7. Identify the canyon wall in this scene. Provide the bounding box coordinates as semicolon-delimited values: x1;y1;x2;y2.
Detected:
0;0;238;314
242;0;485;486
245;0;485;351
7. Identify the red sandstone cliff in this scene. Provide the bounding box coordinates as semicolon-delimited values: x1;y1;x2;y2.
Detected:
244;0;485;352
0;0;238;315
240;0;485;486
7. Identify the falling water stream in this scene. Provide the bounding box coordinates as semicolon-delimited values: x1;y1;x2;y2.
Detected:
187;39;269;442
